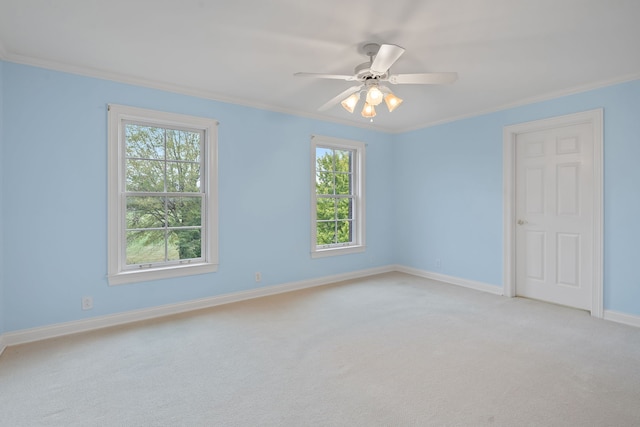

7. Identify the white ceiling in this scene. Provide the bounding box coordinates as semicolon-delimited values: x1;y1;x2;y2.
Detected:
1;0;639;132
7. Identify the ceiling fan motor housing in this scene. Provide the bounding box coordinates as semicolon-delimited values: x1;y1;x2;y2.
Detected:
354;62;380;80
354;62;387;80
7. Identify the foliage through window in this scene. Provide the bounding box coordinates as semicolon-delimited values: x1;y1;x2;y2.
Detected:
311;136;365;257
108;105;218;285
125;125;202;264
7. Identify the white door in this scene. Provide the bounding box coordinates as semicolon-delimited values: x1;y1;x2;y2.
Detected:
515;122;594;310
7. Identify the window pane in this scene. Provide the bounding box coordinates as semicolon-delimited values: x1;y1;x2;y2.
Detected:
337;220;352;244
316;147;333;171
126;158;165;192
316;172;335;195
334;150;352;173
311;138;363;255
126;196;166;229
126;230;166;265
168;229;202;260
167;162;201;192
337;198;352;220
166;129;201;162
335;172;352;195
317;221;336;245
316;198;335;221
167;197;202;227
125;124;164;159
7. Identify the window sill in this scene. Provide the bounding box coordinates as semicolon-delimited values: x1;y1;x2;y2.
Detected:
108;262;218;286
311;245;365;259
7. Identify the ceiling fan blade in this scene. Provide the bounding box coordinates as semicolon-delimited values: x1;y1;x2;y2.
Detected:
294;72;356;81
370;44;405;76
318;85;363;111
388;72;458;85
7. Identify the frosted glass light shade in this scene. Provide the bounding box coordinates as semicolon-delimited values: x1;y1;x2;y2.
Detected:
384;93;403;112
340;93;360;113
365;86;383;106
361;102;376;118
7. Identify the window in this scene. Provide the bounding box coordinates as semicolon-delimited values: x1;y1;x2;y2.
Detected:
311;135;365;258
107;104;218;285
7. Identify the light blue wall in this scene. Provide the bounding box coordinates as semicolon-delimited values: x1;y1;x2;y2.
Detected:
1;62;395;331
393;79;640;316
2;60;640;333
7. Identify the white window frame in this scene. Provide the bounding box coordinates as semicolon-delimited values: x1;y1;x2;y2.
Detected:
310;135;366;258
107;104;218;285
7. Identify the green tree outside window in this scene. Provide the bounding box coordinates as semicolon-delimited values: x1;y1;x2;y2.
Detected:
315;147;354;246
125;124;203;264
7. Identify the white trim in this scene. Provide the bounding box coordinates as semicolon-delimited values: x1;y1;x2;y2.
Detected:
107;104;219;285
502;109;604;317
5;266;640;350
310;135;366;258
604;310;640;328
401;73;640;133
107;263;218;286
3;265;394;347
2;54;391;133
311;245;366;258
6;53;638;135
395;265;503;295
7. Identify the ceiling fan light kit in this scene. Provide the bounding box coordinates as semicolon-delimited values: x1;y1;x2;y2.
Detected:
338;81;401;117
295;43;457;121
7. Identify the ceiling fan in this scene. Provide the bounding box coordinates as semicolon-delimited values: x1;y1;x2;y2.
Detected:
295;43;458;119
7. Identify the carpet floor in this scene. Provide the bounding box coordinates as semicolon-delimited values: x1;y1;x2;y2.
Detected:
1;272;639;426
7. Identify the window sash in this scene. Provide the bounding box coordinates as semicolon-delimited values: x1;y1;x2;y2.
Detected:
123;193;205;268
108;104;218;285
311;136;365;256
121;121;206;269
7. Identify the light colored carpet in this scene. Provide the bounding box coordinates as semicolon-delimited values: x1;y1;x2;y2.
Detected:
1;272;640;426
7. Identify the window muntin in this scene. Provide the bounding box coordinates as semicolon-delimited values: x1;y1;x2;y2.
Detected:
108;105;218;285
315;147;355;247
311;136;365;257
124;123;204;267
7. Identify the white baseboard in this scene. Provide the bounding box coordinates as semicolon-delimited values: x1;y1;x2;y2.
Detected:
4;265;638;350
603;310;640;328
394;265;504;296
2;265;395;347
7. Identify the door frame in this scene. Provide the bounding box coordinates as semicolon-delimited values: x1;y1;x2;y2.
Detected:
503;109;603;317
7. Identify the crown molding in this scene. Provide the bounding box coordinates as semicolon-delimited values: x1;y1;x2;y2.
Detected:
2;52;394;133
399;72;640;134
2;52;639;135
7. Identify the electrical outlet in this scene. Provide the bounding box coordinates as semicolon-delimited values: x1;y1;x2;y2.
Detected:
255;272;261;282
436;259;441;269
82;296;93;310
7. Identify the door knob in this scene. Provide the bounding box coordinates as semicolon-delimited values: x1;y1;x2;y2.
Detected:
517;219;528;225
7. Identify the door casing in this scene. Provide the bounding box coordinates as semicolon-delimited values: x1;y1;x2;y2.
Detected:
503;109;603;317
